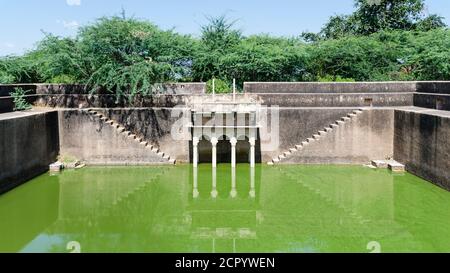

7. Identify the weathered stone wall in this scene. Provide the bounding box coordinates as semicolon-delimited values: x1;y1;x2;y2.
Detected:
0;83;205;113
414;93;450;111
0;111;59;194
261;108;358;161
34;94;189;108
0;85;37;114
282;109;395;164
256;93;413;107
394;108;450;190
58;109;174;165
244;81;417;93
0;83;206;96
101;108;190;162
0;84;37;97
416;81;450;94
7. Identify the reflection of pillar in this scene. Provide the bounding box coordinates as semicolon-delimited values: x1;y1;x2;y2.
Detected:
249;137;256;168
230;166;237;198
211;137;218;168
193;166;199;198
193;137;199;168
249;166;255;198
211;167;218;198
230;137;237;168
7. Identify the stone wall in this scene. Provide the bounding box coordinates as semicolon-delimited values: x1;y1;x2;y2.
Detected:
58;109;174;165
0;111;59;194
0;85;37;114
244;81;417;93
101;108;190;162
282;109;395;164
34;94;189;109
414;93;450;111
256;93;413;107
0;83;205;113
394;108;450;190
261;108;358;161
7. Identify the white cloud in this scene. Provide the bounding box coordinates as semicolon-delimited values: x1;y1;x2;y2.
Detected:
58;20;80;29
66;0;81;6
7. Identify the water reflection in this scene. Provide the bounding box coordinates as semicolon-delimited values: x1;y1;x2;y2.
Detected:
2;165;450;252
249;167;256;198
193;164;258;200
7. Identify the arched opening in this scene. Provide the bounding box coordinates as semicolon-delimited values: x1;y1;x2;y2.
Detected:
236;136;250;163
217;135;231;163
189;132;262;164
198;138;212;163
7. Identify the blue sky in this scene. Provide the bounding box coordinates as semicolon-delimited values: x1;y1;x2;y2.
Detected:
1;0;449;56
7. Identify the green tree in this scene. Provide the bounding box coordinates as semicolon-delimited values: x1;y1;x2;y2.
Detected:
192;15;242;82
220;35;308;84
78;16;195;99
310;0;447;40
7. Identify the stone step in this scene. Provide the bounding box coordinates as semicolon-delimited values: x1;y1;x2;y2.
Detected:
341;117;351;121
117;127;126;133
283;151;291;156
336;120;344;125
318;130;327;135
313;134;320;139
140;141;148;147
169;159;176;165
278;154;286;159
151;147;160;153
330;124;339;128
163;154;171;160
306;138;315;143
301;141;309;146
106;120;114;125
324;127;333;132
289;148;297;153
348;113;357;118
353;110;363;114
388;161;405;172
267;161;274;165
128;134;137;139
157;152;165;157
272;158;280;163
371;160;388;168
123;131;131;136
295;145;303;149
100;117;108;121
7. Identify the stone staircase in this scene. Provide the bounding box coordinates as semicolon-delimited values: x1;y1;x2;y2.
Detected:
111;168;167;208
268;109;365;165
86;109;176;164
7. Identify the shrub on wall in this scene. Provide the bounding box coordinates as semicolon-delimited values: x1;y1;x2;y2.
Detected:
11;88;32;111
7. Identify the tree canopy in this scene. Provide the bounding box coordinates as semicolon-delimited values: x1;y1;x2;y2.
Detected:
0;0;448;99
302;0;446;41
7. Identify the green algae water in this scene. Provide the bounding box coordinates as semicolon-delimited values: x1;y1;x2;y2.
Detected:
1;164;450;253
